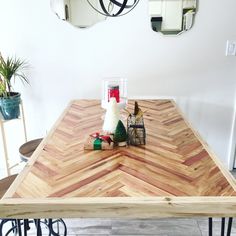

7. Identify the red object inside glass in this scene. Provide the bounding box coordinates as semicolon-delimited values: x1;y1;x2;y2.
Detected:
108;86;120;103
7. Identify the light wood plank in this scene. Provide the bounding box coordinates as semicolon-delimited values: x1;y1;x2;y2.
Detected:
1;197;236;218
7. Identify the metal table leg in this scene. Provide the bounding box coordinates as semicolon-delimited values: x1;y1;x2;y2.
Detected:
221;218;225;236
209;218;213;236
227;218;233;236
209;218;233;236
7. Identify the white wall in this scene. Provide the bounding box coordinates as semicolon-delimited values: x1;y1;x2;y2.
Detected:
0;0;235;175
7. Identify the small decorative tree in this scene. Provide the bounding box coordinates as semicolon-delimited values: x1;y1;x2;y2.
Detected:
102;97;120;134
114;120;127;146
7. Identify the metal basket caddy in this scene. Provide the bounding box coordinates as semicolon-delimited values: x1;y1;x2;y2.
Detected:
127;114;146;146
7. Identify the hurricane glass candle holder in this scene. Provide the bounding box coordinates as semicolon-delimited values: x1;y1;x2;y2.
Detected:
102;78;127;110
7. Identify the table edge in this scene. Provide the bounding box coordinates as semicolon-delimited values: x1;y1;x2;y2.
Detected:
1;196;236;218
171;101;236;191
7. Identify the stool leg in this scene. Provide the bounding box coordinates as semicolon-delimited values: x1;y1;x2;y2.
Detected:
16;220;22;236
34;219;42;236
59;219;67;236
11;220;17;236
26;219;30;231
5;221;18;236
0;219;7;236
48;219;57;236
56;220;59;234
47;219;67;236
23;220;28;236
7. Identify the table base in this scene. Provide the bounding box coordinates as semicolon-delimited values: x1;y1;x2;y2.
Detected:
209;218;233;236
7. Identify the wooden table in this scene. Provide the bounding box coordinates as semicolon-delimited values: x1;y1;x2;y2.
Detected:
1;100;236;221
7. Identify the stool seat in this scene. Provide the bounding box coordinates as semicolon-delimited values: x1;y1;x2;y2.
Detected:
0;174;17;199
19;138;43;162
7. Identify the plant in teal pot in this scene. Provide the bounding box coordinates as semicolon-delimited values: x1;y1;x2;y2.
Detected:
0;52;29;120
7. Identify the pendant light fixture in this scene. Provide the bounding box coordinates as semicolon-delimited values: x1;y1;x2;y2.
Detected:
86;0;140;17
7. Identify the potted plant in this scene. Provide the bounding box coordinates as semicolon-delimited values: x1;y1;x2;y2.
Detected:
0;52;29;120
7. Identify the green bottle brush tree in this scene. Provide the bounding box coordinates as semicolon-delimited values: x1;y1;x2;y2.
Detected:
114;120;127;146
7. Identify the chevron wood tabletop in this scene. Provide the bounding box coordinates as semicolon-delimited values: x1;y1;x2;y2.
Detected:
1;99;236;219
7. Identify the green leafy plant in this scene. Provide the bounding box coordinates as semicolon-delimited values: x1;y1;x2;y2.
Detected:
0;52;29;96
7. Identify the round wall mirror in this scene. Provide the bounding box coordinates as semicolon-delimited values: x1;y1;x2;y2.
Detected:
50;0;108;28
149;0;197;35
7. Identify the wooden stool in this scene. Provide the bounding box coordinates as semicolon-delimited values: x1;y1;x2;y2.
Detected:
1;143;67;235
0;175;67;235
0;174;17;199
19;138;43;162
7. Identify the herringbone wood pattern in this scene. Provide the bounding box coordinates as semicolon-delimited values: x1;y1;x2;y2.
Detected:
13;100;236;198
